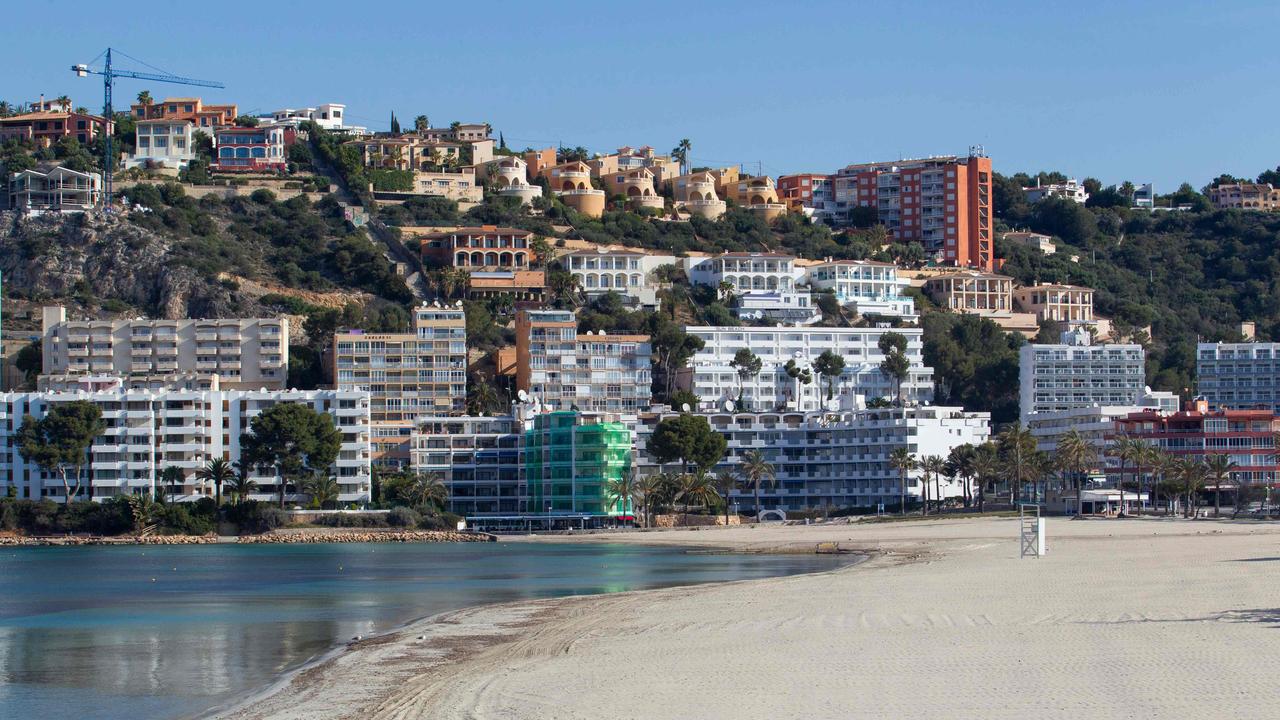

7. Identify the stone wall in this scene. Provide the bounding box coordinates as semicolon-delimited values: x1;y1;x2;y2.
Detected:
652;514;742;528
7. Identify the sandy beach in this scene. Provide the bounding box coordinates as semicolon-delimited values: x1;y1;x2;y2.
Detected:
213;516;1280;720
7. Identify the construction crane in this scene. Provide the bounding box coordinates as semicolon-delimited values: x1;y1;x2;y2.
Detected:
72;48;224;204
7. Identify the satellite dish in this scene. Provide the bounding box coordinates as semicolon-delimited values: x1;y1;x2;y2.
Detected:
680;402;691;412
518;389;529;402
723;400;735;412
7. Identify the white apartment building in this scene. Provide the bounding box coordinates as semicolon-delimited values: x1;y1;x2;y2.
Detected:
564;247;667;310
126;119;195;170
684;252;815;323
1019;329;1165;424
516;310;653;414
805;260;916;320
1024;178;1089;204
1197;342;1280;414
0;386;371;504
410;415;523;516
682;326;934;412
636;406;990;512
41;307;288;390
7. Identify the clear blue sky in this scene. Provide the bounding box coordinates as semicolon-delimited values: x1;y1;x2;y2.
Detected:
8;1;1277;191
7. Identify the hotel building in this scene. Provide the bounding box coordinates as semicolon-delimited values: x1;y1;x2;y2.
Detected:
41;307;288;390
636;406;989;512
832;154;993;270
515;310;652;414
681;326;934;412
1018;329;1166;424
1196;342;1280;414
0;385;371;504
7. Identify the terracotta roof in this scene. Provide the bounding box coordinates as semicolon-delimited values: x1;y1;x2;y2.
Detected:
0;110;107;123
468;270;545;289
427;226;533;238
926;271;1013;282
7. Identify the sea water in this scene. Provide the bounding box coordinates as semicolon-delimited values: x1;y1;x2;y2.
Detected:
0;541;842;719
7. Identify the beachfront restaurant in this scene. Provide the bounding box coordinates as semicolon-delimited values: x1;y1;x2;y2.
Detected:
1051;489;1149;515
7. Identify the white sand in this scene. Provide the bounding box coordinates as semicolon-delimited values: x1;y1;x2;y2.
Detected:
217;517;1280;719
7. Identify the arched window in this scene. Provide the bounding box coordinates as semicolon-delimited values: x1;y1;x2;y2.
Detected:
219;147;233;158
600;274;612;288
615;273;626;288
484;252;498;266
499;252;513;267
629;273;642;287
585;273;597;289
470;252;483;266
456;252;468;266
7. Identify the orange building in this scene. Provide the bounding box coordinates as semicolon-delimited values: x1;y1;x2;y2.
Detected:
129;97;237;132
523;147;557;182
833;154;993;271
0;110;110;147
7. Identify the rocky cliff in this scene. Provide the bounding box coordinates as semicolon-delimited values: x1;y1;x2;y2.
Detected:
0;210;243;319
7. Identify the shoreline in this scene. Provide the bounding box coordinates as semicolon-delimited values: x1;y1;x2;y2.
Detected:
211;516;1280;719
0;528;495;546
202;534;869;720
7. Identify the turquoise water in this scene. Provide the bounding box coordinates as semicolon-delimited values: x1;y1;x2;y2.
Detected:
0;541;842;720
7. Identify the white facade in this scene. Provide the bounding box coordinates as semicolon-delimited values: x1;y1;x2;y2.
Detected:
1019;330;1160;424
636;407;990;511
805;260;916;320
1197;342;1280;414
565;247;665;310
682;326;934;412
1027;403;1172;469
684;253;815;323
1024;178;1089;204
264;103;366;134
126;120;195;170
41;306;288;390
0;388;371;504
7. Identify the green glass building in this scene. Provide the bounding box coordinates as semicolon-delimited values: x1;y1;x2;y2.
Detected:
523;410;633;520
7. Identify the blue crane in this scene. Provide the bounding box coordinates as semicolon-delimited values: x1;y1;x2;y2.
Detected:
72;48;224;204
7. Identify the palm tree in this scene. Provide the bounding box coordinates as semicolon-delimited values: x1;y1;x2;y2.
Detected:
227;462;258;505
1204;453;1238;518
136;90;153;109
530;236;553;270
971;443;999;513
672;138;692;175
1054;430;1097;516
717;280;737;305
603;473;638;520
303;474;340;509
635;472;668;528
158;466;184;501
738;450;776;520
997;424;1039;504
1109;434;1148;517
196;457;236;507
1177;458;1207;518
713;471;737;525
675;472;721;525
414;114;430;133
408;472;448;510
921;455;946;514
889;447;916;516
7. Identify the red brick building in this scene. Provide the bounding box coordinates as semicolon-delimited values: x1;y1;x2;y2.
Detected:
833;154;993;270
776;173;832;212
